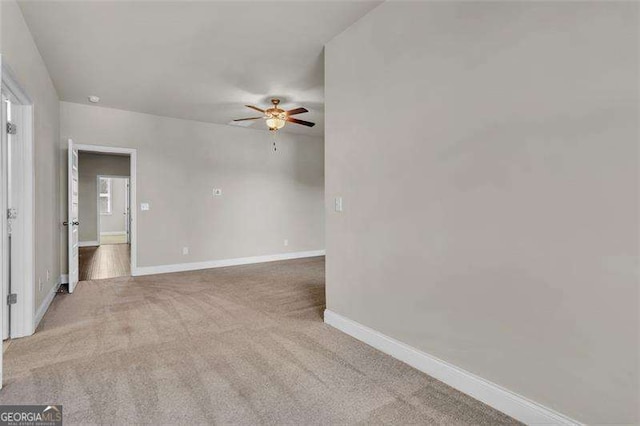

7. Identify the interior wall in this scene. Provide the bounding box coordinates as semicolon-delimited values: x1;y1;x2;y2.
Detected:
78;153;130;242
325;1;638;424
1;0;60;310
61;101;324;271
100;177;128;235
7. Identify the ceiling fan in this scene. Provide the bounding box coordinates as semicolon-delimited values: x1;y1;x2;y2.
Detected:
234;98;315;131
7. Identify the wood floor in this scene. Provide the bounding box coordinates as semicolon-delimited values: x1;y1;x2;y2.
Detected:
79;243;130;280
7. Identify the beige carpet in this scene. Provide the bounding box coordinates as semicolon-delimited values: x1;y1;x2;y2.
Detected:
0;257;518;425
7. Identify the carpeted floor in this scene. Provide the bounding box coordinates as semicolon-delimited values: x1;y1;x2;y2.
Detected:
0;257;518;425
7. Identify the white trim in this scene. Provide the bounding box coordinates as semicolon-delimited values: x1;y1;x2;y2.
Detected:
100;231;126;236
323;310;581;426
0;62;32;104
2;60;36;339
133;250;325;277
35;280;60;329
60;274;69;284
72;144;137;276
78;241;99;247
0;55;4;389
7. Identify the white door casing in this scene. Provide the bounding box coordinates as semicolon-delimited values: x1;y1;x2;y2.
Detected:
67;139;79;292
1;91;8;343
125;179;131;244
0;55;4;389
1;60;36;340
71;144;137;278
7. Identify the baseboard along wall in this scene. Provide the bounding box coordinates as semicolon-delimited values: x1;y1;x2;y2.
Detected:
79;241;99;247
323;310;581;426
133;250;325;276
35;280;61;330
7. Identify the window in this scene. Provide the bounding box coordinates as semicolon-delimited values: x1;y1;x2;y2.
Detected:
99;177;112;215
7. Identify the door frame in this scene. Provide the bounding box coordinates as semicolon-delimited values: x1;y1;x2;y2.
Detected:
73;143;137;274
1;59;36;340
96;175;130;245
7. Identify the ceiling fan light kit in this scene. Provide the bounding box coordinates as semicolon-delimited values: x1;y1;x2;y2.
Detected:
234;98;315;132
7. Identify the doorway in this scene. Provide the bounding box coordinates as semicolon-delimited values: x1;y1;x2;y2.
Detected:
78;175;131;280
1;62;36;349
67;142;137;288
97;176;130;245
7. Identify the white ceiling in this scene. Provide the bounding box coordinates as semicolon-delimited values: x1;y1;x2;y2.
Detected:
18;1;382;136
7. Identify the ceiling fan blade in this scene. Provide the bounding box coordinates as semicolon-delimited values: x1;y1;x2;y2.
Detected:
286;107;308;116
245;105;265;113
233;117;262;121
287;117;315;127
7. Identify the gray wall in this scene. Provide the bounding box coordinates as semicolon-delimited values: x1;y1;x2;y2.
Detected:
325;2;638;424
1;0;60;310
78;153;130;242
61;101;324;270
100;177;128;235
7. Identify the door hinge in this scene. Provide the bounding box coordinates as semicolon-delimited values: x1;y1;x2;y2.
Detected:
7;293;17;305
6;122;17;135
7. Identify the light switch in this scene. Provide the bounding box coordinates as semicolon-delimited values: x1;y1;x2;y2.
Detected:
140;203;150;211
335;197;343;212
213;188;222;196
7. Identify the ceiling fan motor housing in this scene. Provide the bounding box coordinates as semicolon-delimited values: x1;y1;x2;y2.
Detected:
266;99;287;130
234;97;314;130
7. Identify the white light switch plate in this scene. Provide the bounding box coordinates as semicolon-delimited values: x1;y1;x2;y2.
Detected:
335;197;343;212
141;203;150;211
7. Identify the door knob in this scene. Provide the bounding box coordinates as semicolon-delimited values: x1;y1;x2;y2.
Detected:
73;221;80;226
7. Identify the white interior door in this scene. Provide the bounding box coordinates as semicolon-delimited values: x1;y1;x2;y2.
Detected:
67;139;79;292
1;93;9;340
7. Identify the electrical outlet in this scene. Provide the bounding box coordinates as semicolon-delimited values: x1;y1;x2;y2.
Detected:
213;188;222;196
38;278;42;292
335;196;344;212
284;239;289;246
141;203;150;211
182;247;189;255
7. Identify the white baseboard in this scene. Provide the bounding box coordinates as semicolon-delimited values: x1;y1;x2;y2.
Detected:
59;274;68;284
132;249;325;277
100;231;126;236
35;280;60;329
79;240;99;247
324;310;580;426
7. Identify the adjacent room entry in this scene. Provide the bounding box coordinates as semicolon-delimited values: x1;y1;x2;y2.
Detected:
78;175;131;281
67;141;137;288
97;176;130;245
